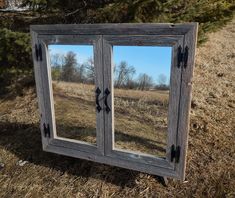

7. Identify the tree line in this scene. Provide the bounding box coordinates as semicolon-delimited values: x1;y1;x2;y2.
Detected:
51;51;169;91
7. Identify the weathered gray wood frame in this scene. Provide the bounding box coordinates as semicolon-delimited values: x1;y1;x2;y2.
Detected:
30;23;198;180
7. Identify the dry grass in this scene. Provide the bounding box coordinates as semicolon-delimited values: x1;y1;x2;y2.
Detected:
0;19;235;197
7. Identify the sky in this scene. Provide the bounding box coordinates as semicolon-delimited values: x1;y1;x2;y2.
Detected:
48;45;172;83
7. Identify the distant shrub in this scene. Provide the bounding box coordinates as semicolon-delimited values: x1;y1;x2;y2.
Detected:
1;1;234;45
0;28;32;70
85;0;235;44
0;28;33;94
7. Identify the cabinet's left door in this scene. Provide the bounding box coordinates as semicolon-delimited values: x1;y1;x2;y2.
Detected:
31;33;104;156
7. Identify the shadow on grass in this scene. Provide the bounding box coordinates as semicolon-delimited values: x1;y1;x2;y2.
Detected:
54;92;95;107
0;121;140;187
56;124;97;144
115;130;166;156
0;92;169;187
0;74;35;100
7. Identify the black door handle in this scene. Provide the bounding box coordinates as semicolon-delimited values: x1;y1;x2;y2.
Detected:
104;88;110;113
95;87;102;112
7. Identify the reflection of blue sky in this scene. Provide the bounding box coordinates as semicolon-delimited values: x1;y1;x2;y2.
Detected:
48;45;172;83
113;46;171;83
48;45;93;64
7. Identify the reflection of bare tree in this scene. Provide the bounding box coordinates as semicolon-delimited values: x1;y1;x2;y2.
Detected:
51;53;65;68
61;51;77;82
50;50;169;92
115;61;136;88
51;53;65;81
156;74;169;90
84;57;95;84
137;73;154;90
157;74;167;86
51;52;95;84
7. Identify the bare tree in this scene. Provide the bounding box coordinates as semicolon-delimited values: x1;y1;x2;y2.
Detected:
137;73;154;90
75;63;86;83
50;53;65;81
84;57;95;84
156;74;169;90
51;53;65;67
115;61;136;88
61;51;77;82
157;74;167;86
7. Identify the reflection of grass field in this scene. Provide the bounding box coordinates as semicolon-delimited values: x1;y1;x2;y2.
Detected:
114;89;168;157
53;82;97;144
53;81;168;157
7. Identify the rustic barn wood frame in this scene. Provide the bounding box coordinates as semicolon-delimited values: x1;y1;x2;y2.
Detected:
30;23;198;180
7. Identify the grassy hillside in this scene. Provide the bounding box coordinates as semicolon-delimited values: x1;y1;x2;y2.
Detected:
0;17;234;197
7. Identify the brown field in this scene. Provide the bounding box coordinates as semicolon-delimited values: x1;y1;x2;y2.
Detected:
0;19;234;197
53;81;168;157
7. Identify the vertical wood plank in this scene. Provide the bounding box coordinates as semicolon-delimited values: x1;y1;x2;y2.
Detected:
39;40;56;142
166;37;184;166
103;38;114;156
176;23;198;180
94;35;105;154
30;30;49;148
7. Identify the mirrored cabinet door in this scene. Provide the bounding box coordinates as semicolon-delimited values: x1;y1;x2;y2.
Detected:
39;35;104;154
48;44;97;144
103;35;184;167
112;46;171;157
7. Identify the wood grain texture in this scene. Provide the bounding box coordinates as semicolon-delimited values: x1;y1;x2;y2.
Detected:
175;23;198;181
40;40;56;142
30;23;197;36
50;138;101;155
166;37;184;167
103;35;183;46
38;34;98;45
103;37;114;157
30;30;49;148
44;143;180;179
94;35;105;155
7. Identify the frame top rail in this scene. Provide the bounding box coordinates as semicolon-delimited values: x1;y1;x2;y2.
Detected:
30;23;198;36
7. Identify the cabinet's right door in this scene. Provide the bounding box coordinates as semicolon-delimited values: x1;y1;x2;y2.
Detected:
103;35;184;177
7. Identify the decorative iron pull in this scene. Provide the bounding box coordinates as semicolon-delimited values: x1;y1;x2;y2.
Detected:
171;145;180;163
183;46;189;68
104;88;110;113
35;44;39;61
177;45;182;68
177;45;189;68
95;87;102;112
35;43;42;61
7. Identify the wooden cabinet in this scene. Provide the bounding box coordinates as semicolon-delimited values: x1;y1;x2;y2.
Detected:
31;23;198;180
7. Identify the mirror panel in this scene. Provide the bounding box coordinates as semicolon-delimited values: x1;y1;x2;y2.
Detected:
113;46;172;157
48;45;97;144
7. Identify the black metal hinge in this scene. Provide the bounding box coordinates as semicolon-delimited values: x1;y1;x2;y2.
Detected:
43;123;50;138
35;43;42;61
177;45;189;68
171;145;180;163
